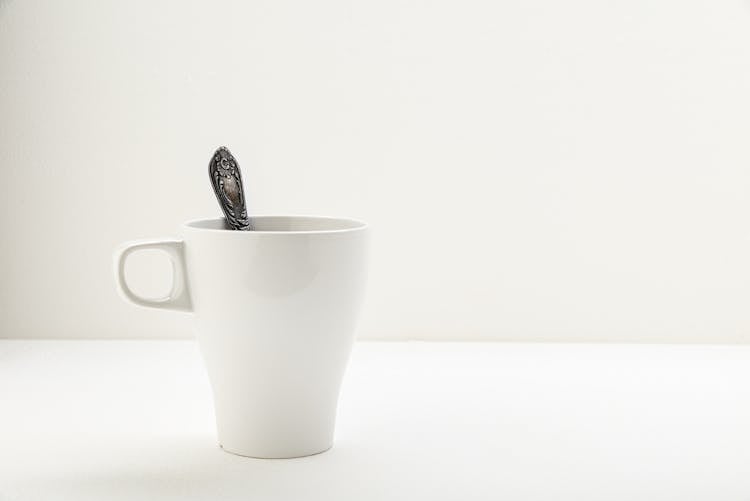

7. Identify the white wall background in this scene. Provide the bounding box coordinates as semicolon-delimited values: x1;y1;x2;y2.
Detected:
2;0;750;342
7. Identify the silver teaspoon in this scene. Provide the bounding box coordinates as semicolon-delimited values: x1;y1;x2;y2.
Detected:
208;146;252;230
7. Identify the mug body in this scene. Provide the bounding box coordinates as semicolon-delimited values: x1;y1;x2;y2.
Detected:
115;216;369;458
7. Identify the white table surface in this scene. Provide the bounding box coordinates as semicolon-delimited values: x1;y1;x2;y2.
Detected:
1;340;749;501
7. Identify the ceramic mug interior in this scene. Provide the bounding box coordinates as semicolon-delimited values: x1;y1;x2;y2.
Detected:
185;216;367;233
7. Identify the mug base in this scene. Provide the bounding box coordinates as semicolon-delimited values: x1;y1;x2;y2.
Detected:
218;442;333;459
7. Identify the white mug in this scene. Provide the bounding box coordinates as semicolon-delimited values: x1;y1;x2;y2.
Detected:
114;216;369;458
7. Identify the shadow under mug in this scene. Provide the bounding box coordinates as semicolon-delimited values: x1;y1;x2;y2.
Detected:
114;216;369;458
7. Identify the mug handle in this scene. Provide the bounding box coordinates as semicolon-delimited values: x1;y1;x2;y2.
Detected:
114;239;193;312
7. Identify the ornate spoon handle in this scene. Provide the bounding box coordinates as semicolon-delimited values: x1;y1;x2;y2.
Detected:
208;146;252;230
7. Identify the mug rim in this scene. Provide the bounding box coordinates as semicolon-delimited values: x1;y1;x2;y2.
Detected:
183;215;368;235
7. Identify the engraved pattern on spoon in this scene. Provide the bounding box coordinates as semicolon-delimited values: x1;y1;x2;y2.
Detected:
208;146;252;230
